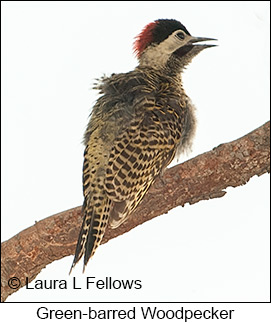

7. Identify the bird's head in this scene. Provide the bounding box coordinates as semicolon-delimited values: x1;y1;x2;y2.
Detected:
134;19;217;72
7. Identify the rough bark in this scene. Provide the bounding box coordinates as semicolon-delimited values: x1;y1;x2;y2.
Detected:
1;121;270;302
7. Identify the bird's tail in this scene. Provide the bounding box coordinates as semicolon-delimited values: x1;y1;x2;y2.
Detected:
69;197;111;273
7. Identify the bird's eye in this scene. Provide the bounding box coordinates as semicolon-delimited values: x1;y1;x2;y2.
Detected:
176;32;185;40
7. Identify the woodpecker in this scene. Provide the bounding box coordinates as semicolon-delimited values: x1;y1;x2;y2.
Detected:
70;18;216;272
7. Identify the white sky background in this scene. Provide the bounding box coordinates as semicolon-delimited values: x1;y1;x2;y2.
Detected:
1;0;270;306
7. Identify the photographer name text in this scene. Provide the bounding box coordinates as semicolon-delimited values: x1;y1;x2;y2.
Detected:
25;276;142;290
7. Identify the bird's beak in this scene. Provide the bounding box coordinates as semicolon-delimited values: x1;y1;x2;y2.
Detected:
188;36;218;48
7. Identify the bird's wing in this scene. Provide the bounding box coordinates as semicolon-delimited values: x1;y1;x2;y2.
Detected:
105;104;177;228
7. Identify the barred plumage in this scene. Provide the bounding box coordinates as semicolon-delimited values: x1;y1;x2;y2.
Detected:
70;19;216;272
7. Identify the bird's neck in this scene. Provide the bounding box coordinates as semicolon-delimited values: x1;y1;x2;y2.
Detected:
138;51;185;77
136;63;184;85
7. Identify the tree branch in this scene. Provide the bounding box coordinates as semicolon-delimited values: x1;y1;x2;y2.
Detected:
1;121;270;302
